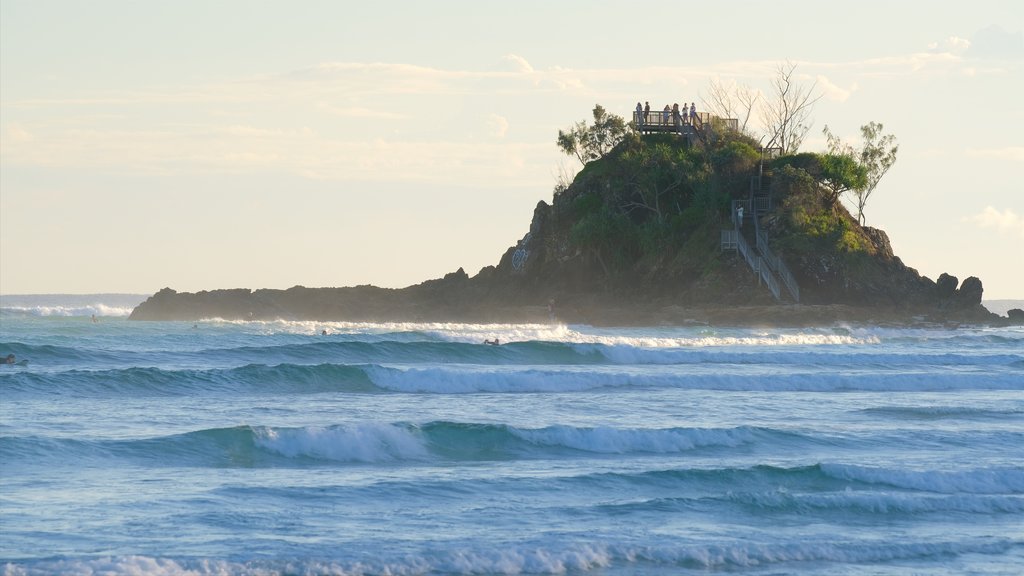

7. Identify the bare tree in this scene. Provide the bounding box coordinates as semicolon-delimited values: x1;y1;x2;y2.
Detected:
760;62;822;154
702;78;760;134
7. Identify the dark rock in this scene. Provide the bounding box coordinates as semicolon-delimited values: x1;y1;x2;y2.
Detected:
443;267;469;282
862;226;894;260
957;276;984;307
936;273;959;298
1008;308;1024;322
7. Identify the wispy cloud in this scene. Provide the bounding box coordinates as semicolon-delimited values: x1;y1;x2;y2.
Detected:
928;36;971;54
966;206;1024;239
1;47;1013;186
816;75;857;102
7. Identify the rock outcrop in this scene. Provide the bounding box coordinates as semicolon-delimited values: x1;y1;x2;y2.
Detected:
129;131;1007;326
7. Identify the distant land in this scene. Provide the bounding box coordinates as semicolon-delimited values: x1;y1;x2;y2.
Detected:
130;112;1021;328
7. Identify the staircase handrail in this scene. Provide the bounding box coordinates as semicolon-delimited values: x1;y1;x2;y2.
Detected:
757;256;781;300
735;226;759;275
753;217;800;302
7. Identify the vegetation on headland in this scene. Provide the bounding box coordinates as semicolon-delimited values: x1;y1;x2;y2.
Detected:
130;67;1017;326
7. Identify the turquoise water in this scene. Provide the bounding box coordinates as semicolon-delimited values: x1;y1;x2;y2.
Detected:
1;297;1023;575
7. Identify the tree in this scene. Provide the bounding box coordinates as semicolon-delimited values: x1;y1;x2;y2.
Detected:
557;104;631;165
702;78;760;135
760;62;822;154
619;143;688;223
854;122;899;225
823;122;899;224
819;153;867;208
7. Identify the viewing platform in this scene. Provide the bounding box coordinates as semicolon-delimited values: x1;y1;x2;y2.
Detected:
633;109;740;146
634;110;713;134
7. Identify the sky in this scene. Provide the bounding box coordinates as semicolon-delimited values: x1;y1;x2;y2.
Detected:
2;0;1022;299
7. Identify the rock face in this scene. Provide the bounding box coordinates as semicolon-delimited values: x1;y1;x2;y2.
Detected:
937;273;959;298
957;276;984;307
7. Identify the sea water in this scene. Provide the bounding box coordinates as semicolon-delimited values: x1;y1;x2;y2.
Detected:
1;295;1022;575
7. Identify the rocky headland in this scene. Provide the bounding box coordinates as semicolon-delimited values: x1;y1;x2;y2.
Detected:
130;126;1019;327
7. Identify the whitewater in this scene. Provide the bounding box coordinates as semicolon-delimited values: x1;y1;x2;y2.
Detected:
1;295;1022;575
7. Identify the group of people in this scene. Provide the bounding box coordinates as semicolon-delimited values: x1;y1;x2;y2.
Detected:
636;101;698;128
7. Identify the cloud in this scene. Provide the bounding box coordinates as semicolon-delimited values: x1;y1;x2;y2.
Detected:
501;54;534;74
966;206;1024;239
816;75;857;102
6;125;33;142
928;36;971;54
486;114;509;138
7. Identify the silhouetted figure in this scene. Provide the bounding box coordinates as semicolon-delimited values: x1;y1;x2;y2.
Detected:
484;339;500;346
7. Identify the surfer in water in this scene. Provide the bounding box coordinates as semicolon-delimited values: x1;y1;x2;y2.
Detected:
483;338;500;346
3;354;16;365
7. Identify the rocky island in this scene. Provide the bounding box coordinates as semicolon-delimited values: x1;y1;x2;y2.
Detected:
130;105;1018;327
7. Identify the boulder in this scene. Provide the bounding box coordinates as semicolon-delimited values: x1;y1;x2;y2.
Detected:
936;273;959;298
956;276;984;307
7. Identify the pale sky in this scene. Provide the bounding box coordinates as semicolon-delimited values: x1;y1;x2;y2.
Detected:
2;0;1022;299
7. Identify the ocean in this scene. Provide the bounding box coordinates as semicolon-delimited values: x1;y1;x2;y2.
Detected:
1;294;1022;575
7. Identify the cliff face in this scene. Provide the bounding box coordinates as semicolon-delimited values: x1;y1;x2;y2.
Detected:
130;133;1004;326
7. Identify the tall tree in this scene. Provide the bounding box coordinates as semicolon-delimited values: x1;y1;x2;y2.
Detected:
557;104;631;166
702;78;760;135
760;62;822;154
823;122;899;224
854;122;899;225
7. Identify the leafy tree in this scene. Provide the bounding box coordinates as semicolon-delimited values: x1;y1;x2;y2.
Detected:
557;104;631;165
819;154;867;207
854;122;898;225
619;143;688;223
823;122;899;224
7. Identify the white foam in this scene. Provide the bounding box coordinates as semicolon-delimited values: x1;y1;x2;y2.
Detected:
252;424;428;462
3;538;1017;575
189;320;886;348
2;303;137;317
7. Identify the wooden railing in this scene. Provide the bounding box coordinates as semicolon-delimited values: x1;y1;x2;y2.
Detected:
633;110;711;132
